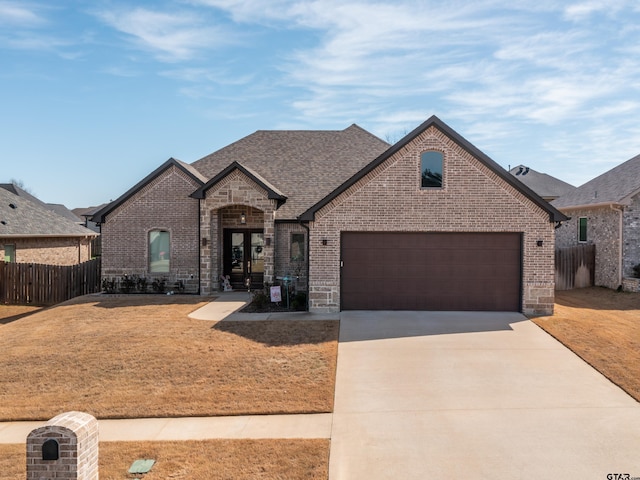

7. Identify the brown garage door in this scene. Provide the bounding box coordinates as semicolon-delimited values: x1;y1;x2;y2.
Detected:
341;232;522;311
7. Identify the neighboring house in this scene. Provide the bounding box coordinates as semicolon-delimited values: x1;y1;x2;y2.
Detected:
93;116;566;315
0;183;83;224
508;165;576;202
0;184;98;265
72;205;108;234
553;153;640;291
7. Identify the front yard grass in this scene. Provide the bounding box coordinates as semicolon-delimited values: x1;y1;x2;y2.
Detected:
0;295;338;421
0;439;330;479
533;287;640;402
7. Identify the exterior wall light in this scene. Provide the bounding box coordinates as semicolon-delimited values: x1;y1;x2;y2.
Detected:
240;212;247;224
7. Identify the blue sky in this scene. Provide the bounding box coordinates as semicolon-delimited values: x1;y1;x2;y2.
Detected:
2;0;640;209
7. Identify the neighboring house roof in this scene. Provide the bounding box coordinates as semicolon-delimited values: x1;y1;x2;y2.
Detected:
92;158;206;223
0;183;82;223
72;204;109;219
190;125;390;219
552;153;640;210
300;116;568;223
0;186;97;238
508;165;576;201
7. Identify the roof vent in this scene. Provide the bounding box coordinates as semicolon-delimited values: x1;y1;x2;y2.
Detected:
516;166;523;175
522;167;530;175
1;220;6;225
9;203;16;209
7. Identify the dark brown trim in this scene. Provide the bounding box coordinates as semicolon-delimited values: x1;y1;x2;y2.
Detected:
299;116;568;223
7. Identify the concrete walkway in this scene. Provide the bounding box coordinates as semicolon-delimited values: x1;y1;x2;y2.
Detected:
329;311;640;479
0;414;332;443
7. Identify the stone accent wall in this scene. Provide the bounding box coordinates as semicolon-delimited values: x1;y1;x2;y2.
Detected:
199;170;277;294
100;166;201;293
0;237;93;265
555;206;622;289
27;411;98;480
308;126;557;316
275;222;308;291
622;277;640;292
622;194;640;278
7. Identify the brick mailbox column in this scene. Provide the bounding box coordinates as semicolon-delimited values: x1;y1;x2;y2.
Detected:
27;411;99;480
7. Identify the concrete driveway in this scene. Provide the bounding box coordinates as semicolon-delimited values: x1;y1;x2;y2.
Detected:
329;311;640;479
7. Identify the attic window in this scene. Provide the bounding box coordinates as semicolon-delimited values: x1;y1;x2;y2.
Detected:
421;151;444;189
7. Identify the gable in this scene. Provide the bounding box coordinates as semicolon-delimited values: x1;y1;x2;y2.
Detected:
92;158;205;224
301;116;567;223
191;161;287;207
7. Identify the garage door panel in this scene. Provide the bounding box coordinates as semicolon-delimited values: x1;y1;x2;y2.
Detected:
341;232;521;311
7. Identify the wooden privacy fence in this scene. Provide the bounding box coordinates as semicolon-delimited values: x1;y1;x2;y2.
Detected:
0;258;101;305
555;244;595;290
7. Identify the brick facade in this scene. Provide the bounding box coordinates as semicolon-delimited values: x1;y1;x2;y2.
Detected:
101;165;201;292
275;222;308;291
555;194;640;290
622;194;640;278
27;411;98;480
308;126;557;316
1;237;92;265
555;206;621;289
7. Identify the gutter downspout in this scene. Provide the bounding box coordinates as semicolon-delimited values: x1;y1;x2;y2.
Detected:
298;219;310;311
198;198;202;295
611;204;624;288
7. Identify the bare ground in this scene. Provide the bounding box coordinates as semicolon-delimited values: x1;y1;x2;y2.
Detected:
0;439;330;479
533;287;640;402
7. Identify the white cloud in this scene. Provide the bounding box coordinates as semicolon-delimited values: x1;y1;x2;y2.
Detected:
0;1;45;26
96;7;234;62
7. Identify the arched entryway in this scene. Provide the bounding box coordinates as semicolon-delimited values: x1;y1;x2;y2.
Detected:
220;206;265;290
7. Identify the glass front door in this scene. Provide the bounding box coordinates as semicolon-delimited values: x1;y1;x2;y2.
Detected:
224;229;264;290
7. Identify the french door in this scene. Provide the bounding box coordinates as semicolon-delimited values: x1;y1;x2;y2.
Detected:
223;229;264;290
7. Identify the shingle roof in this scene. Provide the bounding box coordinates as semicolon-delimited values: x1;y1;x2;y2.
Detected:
191;125;390;219
0;187;97;237
508;165;576;201
0;183;82;222
300;116;568;223
552;153;640;209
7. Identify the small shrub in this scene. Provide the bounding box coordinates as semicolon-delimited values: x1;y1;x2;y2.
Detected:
291;291;307;311
252;291;269;309
101;278;117;294
136;276;148;293
151;278;167;293
120;275;136;293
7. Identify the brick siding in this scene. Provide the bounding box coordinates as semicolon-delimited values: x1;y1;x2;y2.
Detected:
623;194;640;278
1;237;92;265
100;166;201;292
555;194;640;289
308;126;557;316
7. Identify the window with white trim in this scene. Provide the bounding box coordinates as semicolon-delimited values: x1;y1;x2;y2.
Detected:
578;217;587;243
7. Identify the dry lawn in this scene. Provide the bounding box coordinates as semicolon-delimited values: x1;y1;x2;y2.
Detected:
533;287;640;402
0;295;338;421
0;439;329;479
